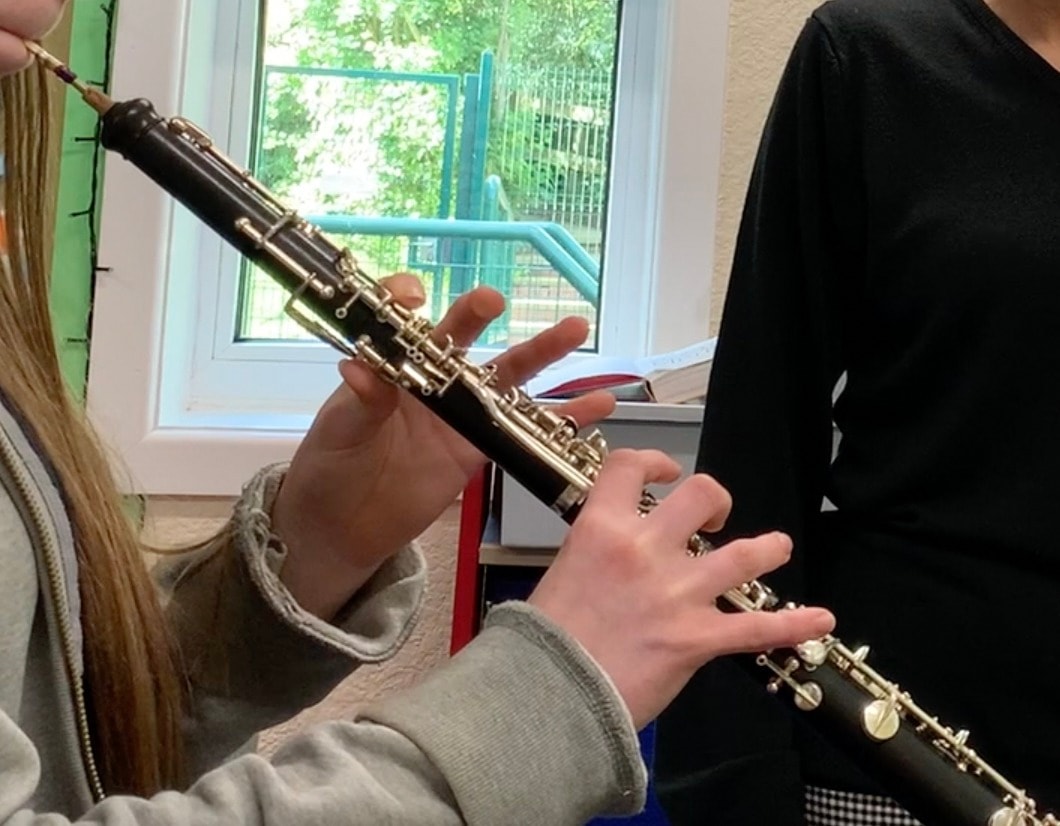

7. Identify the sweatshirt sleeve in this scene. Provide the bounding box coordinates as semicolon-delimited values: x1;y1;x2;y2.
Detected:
654;15;863;825
155;463;427;779
0;603;646;826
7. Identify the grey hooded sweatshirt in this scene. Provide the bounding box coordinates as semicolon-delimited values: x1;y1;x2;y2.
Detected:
0;394;647;824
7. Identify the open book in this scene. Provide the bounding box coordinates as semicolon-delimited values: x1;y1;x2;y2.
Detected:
525;338;716;404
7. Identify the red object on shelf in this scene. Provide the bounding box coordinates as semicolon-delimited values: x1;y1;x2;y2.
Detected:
533;371;642;398
450;466;489;655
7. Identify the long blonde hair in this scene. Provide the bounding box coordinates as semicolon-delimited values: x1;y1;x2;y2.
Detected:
0;64;185;796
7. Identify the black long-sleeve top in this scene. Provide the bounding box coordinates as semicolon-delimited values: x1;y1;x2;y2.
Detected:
655;0;1060;822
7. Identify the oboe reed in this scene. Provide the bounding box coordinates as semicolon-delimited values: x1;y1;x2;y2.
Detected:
23;40;114;114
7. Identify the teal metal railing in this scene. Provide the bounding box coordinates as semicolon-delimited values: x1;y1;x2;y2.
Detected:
257;65;461;220
479;175;517;342
245;56;609;346
308;214;600;302
491;62;611;257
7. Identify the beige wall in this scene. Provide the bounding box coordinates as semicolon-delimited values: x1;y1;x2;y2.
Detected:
141;0;821;743
711;0;818;332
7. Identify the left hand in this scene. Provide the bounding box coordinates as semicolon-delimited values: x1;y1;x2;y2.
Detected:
271;274;614;619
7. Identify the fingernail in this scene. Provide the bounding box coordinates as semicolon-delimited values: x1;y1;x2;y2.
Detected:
813;608;836;629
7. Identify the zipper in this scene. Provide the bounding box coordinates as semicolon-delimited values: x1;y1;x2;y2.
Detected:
0;425;106;803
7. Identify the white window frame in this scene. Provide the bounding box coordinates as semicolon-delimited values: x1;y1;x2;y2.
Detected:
89;0;731;495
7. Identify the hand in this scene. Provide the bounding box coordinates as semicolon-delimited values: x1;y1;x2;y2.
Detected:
272;275;614;619
527;449;835;730
0;1;65;75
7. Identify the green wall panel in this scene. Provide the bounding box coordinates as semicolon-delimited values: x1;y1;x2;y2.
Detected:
51;3;113;401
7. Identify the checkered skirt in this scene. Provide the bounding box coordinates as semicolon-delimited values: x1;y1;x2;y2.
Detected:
805;786;922;826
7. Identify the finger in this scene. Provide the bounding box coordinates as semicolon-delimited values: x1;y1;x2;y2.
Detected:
551;390;616;430
304;359;401;451
0;1;65;39
378;272;426;310
431;287;506;348
488;316;591;388
647;474;732;540
702;608;836;658
694;532;794;595
0;32;31;75
586;449;683;512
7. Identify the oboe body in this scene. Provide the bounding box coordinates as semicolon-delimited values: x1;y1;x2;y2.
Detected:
30;43;1053;826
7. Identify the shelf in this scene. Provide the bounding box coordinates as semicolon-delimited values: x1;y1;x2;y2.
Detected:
479;515;557;567
479;543;556;568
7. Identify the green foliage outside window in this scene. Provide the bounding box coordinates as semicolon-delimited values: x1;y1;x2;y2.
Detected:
258;0;618;221
243;0;618;344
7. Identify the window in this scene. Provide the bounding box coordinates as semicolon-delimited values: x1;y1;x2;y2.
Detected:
242;1;620;349
90;0;730;494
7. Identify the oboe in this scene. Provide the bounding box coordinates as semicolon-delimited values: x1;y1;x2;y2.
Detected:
28;43;1057;826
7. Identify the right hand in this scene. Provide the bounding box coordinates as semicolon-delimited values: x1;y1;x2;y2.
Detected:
528;448;835;730
0;1;65;76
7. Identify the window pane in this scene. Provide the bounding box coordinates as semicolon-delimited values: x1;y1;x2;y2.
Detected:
238;0;621;350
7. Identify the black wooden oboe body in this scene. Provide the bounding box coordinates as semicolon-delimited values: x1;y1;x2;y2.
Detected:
99;97;1054;826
